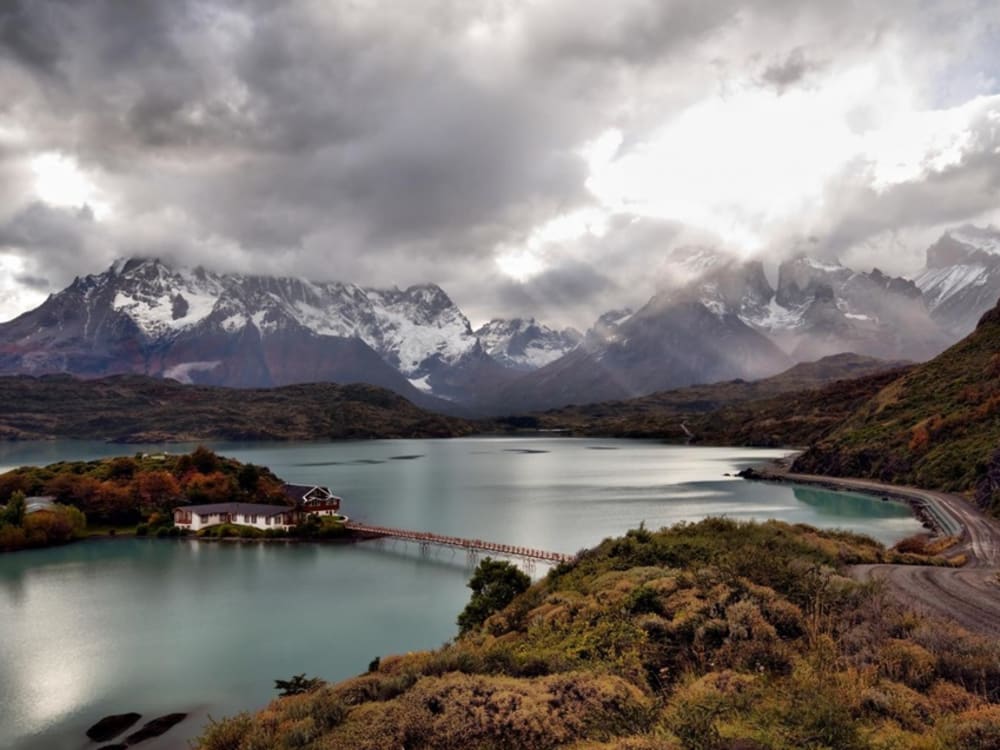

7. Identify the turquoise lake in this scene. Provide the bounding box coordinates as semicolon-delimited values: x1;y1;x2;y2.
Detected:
0;438;923;749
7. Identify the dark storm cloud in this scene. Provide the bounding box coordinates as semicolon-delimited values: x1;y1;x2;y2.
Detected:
2;0;1000;326
493;261;618;326
525;1;741;66
759;48;824;92
0;1;63;73
0;202;92;254
13;274;49;290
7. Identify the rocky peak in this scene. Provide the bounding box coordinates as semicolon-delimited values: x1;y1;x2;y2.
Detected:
916;225;1000;337
775;256;850;308
932;225;1000;265
475;317;581;371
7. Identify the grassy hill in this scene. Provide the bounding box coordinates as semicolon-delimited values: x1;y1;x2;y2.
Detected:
794;300;1000;512
0;375;475;442
196;519;1000;750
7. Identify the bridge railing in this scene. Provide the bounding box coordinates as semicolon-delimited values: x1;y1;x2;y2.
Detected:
345;522;574;564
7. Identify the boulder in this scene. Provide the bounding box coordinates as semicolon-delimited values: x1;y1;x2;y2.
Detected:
85;713;141;742
125;713;187;744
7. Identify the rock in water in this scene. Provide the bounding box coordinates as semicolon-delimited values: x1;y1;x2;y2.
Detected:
85;713;141;742
125;713;188;744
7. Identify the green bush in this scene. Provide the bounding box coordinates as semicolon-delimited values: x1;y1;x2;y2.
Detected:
457;557;531;635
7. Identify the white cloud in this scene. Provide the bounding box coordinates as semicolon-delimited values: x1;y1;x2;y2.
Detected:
0;254;48;323
31;153;112;219
2;0;1000;328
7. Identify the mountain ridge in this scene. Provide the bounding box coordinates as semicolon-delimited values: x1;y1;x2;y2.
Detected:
793;293;1000;509
4;227;1000;413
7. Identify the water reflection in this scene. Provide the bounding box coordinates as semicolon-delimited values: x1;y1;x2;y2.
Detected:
791;486;913;520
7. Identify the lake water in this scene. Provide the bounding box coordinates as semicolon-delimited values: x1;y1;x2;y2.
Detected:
0;438;923;749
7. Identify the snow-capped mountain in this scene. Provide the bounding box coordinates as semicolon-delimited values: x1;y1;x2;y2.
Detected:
759;256;948;362
664;248;949;363
474;318;581;371
483;285;792;413
915;225;1000;337
0;257;501;403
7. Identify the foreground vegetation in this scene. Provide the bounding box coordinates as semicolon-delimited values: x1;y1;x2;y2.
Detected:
0;375;474;442
196;519;999;749
794;299;1000;512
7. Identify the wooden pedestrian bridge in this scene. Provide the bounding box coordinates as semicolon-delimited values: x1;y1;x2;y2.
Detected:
344;521;575;567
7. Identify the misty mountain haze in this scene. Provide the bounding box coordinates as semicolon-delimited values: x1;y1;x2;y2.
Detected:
1;225;998;413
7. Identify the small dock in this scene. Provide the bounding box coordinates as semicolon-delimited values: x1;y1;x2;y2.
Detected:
345;521;575;567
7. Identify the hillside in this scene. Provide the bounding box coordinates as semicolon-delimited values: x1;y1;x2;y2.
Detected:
794;298;1000;512
0;375;474;442
519;354;909;444
196;519;1000;749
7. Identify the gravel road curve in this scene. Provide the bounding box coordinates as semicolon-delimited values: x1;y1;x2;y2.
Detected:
761;469;1000;637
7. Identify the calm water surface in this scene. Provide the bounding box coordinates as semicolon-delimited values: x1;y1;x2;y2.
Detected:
0;438;922;749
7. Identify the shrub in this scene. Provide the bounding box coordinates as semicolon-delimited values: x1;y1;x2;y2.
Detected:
0;524;27;551
457;557;531;635
275;674;324;697
195;712;255;750
942;706;1000;749
893;534;930;555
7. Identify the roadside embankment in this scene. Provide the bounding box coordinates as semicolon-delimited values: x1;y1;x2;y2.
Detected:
741;462;1000;636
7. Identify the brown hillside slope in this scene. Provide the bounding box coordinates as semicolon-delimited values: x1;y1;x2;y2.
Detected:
0;375;474;442
794;297;1000;514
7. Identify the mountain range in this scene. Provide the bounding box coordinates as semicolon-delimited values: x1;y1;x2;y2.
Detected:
2;225;999;413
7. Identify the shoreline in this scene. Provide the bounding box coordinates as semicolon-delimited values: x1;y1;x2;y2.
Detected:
743;457;966;542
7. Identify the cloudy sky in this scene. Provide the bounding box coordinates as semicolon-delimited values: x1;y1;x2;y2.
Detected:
2;0;1000;327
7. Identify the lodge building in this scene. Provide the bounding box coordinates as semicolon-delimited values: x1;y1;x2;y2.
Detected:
172;484;342;531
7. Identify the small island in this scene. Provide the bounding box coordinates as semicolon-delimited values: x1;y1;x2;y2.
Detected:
0;447;352;552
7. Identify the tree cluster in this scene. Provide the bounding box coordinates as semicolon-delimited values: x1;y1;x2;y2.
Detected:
0;447;287;527
0;490;86;552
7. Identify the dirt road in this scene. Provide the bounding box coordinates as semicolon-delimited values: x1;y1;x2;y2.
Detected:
758;469;1000;637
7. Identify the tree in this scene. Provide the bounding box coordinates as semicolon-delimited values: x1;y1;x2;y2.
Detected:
91;481;139;524
136;471;182;511
457;557;531;635
184;471;238;504
107;456;138;480
2;490;26;527
0;473;31;503
274;674;323;696
191;446;220;475
237;463;260;495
